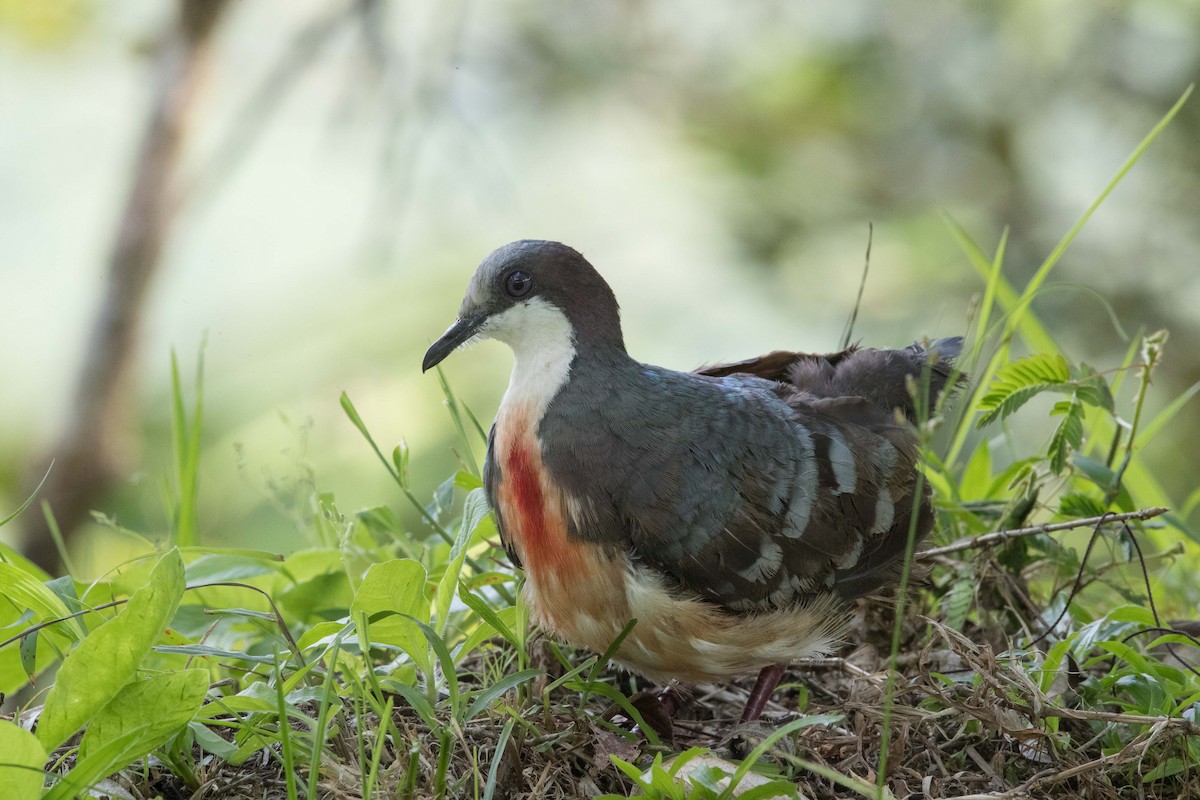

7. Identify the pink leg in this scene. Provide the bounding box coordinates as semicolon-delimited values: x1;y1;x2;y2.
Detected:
739;663;786;723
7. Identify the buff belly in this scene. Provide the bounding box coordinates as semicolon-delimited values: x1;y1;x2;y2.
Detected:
526;553;845;685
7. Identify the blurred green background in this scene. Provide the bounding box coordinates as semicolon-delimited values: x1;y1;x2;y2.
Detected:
2;0;1198;579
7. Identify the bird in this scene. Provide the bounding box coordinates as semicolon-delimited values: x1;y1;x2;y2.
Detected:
422;240;962;724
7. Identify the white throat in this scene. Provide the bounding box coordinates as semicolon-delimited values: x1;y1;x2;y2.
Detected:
485;298;577;418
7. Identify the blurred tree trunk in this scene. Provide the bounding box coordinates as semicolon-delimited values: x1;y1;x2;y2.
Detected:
22;0;232;572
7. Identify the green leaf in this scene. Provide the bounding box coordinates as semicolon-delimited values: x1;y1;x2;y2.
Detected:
393;442;410;488
78;669;208;765
457;586;520;648
42;728;151;800
153;644;278;664
428;475;456;522
977;353;1073;427
1071;456;1135;511
18;628;37;681
36;549;185;751
382;680;440;730
0;719;48;800
184;552;281;583
350;559;430;670
1144;757;1185;783
483;716;516;800
417;619;461;718
0;464;52;531
463;669;541;721
190;721;238;760
1048;398;1084;475
169;346;205;548
1074;364;1115;412
941;569;975;631
0;563;75;635
436;488;490;637
959;437;992;499
455;470;484;491
1058;493;1106;518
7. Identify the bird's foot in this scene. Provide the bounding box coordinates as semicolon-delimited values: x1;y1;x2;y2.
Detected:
603;682;682;742
723;719;798;761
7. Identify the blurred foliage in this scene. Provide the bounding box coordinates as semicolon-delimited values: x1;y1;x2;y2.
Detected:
0;0;1197;578
0;0;89;46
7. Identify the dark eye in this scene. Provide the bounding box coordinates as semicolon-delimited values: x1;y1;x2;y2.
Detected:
504;270;532;298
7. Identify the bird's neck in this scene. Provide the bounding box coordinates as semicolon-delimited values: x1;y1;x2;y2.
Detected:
493;300;630;426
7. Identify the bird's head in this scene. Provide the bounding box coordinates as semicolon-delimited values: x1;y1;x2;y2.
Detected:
422;240;624;372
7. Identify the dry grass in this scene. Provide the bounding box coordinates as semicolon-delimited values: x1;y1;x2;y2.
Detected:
71;577;1198;800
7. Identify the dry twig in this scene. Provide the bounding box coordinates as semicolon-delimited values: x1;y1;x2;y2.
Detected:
916;507;1167;559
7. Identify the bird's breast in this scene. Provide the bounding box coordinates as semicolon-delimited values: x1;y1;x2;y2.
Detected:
493;413;638;656
494;410;575;579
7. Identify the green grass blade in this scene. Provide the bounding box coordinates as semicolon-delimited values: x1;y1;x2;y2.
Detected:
717;714;844;800
482;716;516;800
464;669;541;721
169;345;205;548
968;224;1008;368
435;366;480;477
0;464;52;530
1136;380;1200;449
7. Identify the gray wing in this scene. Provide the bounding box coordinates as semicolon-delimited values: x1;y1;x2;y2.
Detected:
541;343;961;612
626;378;929;611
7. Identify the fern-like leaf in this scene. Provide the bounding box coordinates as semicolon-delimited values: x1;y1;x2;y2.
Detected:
1059;492;1106;518
1048;398;1084;475
977;353;1073;427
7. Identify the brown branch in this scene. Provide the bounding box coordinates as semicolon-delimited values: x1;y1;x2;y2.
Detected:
22;0;233;571
915;507;1168;560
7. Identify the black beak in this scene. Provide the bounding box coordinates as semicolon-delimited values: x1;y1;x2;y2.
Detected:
422;314;486;372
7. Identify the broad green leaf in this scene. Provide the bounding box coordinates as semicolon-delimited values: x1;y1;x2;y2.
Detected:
350;559;429;668
455;470;484;491
0;719;47;800
190;721;238;760
37;549;185;751
78;669;208;764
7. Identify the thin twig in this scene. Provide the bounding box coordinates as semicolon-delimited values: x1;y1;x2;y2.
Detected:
1011;703;1200;736
1026;518;1108;649
839;222;872;350
916;507;1167;559
1117;522;1200;680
